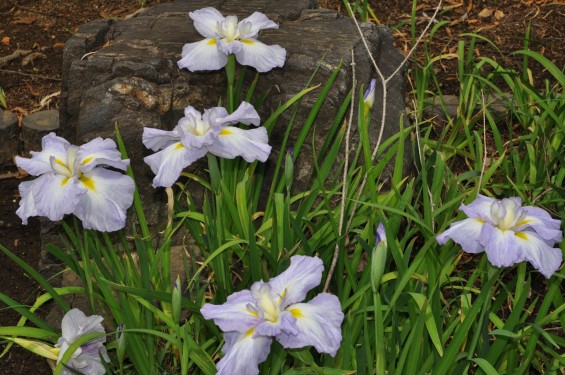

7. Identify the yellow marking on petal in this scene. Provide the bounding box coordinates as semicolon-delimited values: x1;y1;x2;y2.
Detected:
220;129;232;136
247;309;259;317
175;142;185;150
61;177;69;187
80;175;96;191
476;218;485;224
242;39;254;45
82;156;94;165
289;308;303;318
515;232;528;240
55;158;67;167
245;328;254;337
517;219;531;227
208;38;217;45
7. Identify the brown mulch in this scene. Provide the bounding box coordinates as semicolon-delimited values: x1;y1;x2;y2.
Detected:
320;0;564;94
0;0;563;374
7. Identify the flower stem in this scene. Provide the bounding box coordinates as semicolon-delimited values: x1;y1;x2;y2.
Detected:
225;54;236;113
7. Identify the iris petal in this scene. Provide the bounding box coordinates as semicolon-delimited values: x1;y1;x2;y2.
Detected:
216;331;272;375
30;173;85;222
514;231;563;279
201;290;261;333
276;293;344;356
235;39;285;73
238;12;279;38
202;107;229;126
73;168;134;232
144;142;207;188
436;218;485;253
459;194;496;222
519;206;563;244
178;38;228;72
57;309;107;375
142;127;180;152
480;224;525;268
60;309;105;343
178;116;220;149
216;101;261;126
268;255;324;306
76;137;129;173
208;126;271;163
189;7;224;38
15;180;41;224
15;133;70;176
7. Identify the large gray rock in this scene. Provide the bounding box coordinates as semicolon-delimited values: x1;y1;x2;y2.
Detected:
59;0;407;232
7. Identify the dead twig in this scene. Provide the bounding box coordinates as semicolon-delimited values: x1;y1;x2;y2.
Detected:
345;0;443;235
0;69;61;81
0;49;31;67
0;170;25;181
324;49;357;292
36;90;61;111
324;1;444;290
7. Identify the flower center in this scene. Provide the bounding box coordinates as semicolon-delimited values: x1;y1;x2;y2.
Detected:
255;284;282;323
50;146;79;178
189;119;211;136
219;16;240;42
490;198;527;231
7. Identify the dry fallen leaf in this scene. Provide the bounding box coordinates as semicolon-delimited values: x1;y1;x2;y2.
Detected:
1;36;10;46
494;10;504;20
478;8;494;18
13;15;38;25
21;52;47;66
53;42;65;48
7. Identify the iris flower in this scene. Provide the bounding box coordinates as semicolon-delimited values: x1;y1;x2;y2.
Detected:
143;101;271;188
437;195;563;278
363;78;376;113
55;309;109;375
15;133;135;232
177;7;286;72
201;255;344;375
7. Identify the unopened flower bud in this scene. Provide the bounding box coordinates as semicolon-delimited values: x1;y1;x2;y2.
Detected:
371;222;387;292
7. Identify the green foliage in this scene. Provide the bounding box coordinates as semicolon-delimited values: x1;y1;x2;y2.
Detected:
0;2;564;374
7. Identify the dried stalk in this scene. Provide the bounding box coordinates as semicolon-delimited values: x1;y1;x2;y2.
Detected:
324;1;444;290
324;50;357;292
0;49;31;67
345;0;443;234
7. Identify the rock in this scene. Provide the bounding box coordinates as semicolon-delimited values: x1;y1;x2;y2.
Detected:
58;0;407;233
0;109;19;165
21;109;59;154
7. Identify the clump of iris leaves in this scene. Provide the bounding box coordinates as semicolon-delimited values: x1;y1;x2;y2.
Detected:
1;2;563;375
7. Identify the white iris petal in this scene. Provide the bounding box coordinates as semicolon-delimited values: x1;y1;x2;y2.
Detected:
179;7;286;72
437;195;563;278
143;102;271;188
15;132;134;232
201;256;344;375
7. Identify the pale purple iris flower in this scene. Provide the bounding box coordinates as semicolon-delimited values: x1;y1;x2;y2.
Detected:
15;133;135;232
375;221;386;246
177;7;286;73
201;255;344;375
143;101;271;188
437;195;563;278
55;309;109;375
363;78;376;111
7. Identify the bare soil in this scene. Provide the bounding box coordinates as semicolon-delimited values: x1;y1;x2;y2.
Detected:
0;0;562;373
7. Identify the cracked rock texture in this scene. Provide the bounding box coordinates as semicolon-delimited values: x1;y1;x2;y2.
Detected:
59;0;407;234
